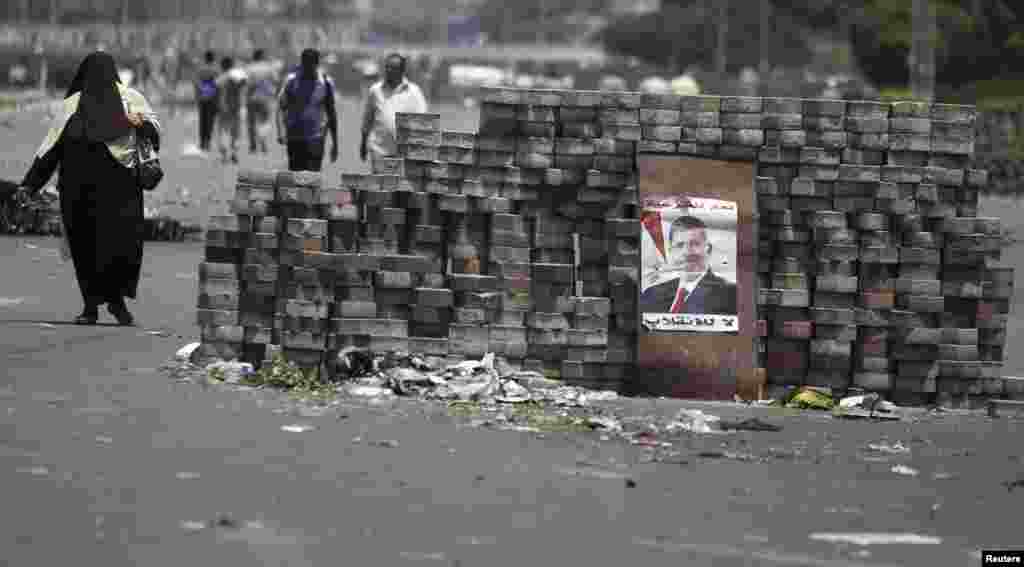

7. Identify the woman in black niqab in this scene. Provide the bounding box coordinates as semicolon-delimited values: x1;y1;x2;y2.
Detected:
19;50;160;326
64;51;132;143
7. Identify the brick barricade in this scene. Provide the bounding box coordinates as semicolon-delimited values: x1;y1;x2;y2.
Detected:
193;88;1017;404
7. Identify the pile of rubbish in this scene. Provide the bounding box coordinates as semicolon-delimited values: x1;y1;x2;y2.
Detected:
173;343;619;407
337;350;620;407
764;386;905;420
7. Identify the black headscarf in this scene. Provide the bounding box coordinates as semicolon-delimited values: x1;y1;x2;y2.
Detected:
64;51;130;143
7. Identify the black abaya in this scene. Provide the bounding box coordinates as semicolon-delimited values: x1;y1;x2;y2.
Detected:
22;125;145;305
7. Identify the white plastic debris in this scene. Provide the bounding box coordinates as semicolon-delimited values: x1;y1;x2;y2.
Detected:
665;409;725;434
281;424;315;433
868;442;910;455
584;416;623;432
582;390;619;403
345;384;393;398
809;532;941;546
891;465;920;477
175;342;201;361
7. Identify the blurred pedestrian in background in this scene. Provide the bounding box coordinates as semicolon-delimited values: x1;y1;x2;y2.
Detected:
159;46;181;117
8;55;30;86
245;49;278;155
15;51;161;326
276;48;338;172
360;53;428;163
195;50;220;152
217;56;247;164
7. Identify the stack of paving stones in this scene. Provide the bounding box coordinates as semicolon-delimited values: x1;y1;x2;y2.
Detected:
756;99;1015;407
192;88;1019;405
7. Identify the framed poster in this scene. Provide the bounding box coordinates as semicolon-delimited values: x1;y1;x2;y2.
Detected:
640;195;739;333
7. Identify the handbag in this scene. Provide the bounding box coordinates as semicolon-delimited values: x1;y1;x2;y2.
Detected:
134;130;164;191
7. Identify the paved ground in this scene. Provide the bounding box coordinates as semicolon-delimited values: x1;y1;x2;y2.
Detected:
1;235;1023;567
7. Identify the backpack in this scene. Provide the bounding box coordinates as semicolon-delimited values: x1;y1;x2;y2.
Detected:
197;77;218;101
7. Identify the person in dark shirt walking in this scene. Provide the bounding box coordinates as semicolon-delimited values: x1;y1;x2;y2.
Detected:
194;50;219;152
276;49;338;172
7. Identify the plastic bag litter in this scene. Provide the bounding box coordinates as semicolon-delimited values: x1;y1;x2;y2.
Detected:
840;394;897;413
496;379;531;403
175;342;201;361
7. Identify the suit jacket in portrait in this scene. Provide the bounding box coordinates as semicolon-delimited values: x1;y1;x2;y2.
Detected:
639;270;738;316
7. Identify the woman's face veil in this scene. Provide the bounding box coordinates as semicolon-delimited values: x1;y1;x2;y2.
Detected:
65;51;130;142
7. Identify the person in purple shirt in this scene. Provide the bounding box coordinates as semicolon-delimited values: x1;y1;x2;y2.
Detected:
275;48;338;172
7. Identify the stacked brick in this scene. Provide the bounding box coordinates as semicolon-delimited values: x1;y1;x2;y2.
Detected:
191;88;1015;404
756;99;1013;406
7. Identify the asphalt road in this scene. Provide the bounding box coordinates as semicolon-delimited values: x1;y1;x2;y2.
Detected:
1;235;1023;567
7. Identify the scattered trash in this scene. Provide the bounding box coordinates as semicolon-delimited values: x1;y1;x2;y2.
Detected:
584;416;623;432
335;347;375;380
214;513;238;528
665;409;725;434
718;418;782;432
204;360;254;384
836;394;902;420
697;450;759;462
785;387;836;410
1002;478;1024;492
180;520;207;532
175;342;201;361
891;465;920;477
808;532;942;546
281;424;315;433
867;442;910;455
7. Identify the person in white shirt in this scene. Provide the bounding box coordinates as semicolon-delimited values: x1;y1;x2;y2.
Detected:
359;53;428;162
640;215;737;316
217;56;248;164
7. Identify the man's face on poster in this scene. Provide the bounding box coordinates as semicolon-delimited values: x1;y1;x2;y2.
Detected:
669;225;708;281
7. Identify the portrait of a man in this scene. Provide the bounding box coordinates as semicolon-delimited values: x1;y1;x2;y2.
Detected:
640;212;738;318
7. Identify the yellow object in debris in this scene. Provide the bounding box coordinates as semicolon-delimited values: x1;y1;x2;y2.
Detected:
785;387;836;410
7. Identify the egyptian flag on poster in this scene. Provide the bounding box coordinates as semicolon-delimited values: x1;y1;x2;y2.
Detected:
641;209;666;261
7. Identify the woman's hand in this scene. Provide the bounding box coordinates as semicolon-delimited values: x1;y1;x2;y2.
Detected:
126;112;145;128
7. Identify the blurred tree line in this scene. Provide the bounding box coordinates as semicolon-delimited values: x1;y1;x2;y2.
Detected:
596;0;1024;97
